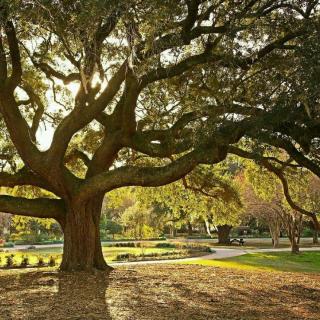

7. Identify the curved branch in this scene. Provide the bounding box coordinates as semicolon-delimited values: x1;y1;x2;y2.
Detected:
5;21;22;88
0;167;54;191
64;149;91;167
0;195;66;221
21;84;45;142
0;33;8;83
77;144;228;201
34;61;80;84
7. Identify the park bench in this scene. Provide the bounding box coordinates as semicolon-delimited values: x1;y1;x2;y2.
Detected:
230;238;245;246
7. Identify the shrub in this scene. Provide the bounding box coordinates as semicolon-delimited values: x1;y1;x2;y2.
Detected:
3;242;15;248
155;243;176;248
186;234;212;239
48;256;56;267
114;242;136;247
37;257;45;267
115;253;136;261
302;228;313;237
180;244;212;252
20;256;29;267
6;255;14;267
152;237;167;241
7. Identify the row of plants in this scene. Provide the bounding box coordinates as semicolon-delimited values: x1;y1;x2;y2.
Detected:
156;242;214;252
0;255;57;269
102;236;167;242
115;250;189;262
104;242;214;251
115;246;214;262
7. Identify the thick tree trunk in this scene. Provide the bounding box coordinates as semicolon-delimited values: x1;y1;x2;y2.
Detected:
217;225;232;244
60;196;112;272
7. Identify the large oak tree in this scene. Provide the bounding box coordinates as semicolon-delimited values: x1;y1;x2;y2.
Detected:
0;1;319;271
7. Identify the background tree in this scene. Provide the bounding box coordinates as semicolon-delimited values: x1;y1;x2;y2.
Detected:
243;183;283;248
244;160;317;253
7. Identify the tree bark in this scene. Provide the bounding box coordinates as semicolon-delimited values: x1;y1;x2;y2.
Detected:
187;221;193;236
312;229;319;244
269;224;280;248
204;219;212;237
170;223;176;238
290;237;300;254
310;220;319;244
288;222;300;254
271;236;280;248
60;196;112;272
217;225;232;244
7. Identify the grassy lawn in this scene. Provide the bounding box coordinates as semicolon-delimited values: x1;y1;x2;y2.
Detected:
0;246;179;267
182;251;320;273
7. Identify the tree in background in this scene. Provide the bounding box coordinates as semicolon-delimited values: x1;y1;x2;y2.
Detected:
243;184;283;248
244;160;318;253
305;176;320;244
99;216;122;240
136;163;243;242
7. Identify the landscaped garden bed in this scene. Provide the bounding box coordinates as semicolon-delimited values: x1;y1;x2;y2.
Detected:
0;241;213;269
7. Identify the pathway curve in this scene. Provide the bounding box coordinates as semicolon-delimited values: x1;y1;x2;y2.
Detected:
110;246;320;267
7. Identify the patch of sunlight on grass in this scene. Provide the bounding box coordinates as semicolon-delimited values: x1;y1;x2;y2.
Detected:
181;259;276;272
180;252;320;273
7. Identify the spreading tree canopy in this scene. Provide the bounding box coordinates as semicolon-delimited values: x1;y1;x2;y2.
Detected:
0;0;319;271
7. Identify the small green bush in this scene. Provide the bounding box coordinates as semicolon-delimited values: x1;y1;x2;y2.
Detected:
302;228;313;237
116;253;135;260
113;242;136;247
37;257;45;267
155;243;176;248
3;242;15;248
20;256;29;267
6;255;14;267
48;256;56;267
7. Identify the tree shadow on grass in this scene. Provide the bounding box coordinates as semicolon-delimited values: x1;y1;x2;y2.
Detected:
0;265;319;320
0;270;112;320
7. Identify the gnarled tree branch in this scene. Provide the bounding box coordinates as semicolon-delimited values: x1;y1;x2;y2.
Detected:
0;195;66;221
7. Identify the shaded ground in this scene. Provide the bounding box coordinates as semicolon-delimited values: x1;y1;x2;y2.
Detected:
0;265;319;320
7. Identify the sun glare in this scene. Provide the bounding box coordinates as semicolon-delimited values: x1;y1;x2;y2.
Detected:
67;81;80;97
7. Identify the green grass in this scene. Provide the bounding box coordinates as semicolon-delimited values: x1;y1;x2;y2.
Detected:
182;252;320;273
0;246;178;267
